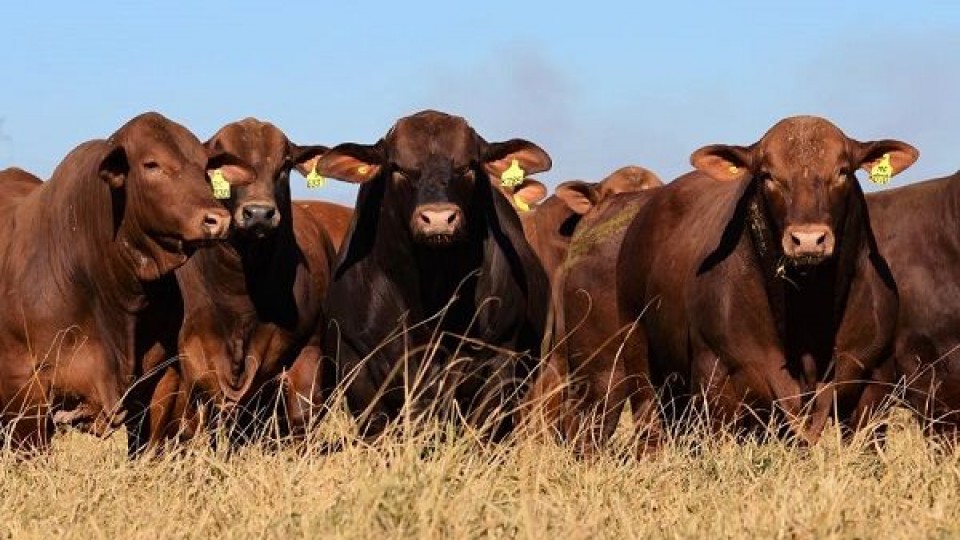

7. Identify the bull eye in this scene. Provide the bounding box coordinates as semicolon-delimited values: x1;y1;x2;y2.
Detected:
143;161;161;170
393;169;416;183
762;175;789;194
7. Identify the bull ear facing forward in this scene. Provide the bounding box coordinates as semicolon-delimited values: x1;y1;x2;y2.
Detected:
483;139;552;180
206;152;257;187
313;142;384;183
511;178;548;207
855;139;919;178
599;166;663;193
690;144;753;182
555;180;598;215
98;144;129;189
289;144;330;177
557;165;663;215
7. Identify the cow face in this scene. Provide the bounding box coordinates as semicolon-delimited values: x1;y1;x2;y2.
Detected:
691;116;918;266
204;119;328;238
314;110;551;248
98;113;256;275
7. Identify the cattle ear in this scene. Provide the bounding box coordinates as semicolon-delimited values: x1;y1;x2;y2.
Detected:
290;144;330;177
207;153;257;186
314;142;383;183
690;144;753;182
855;139;919;179
555;180;598;215
98;145;129;189
484;139;552;180
600;166;663;194
512;178;548;208
202;134;221;154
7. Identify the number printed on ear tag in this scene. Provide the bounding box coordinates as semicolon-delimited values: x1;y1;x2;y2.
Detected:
870;153;893;185
209;169;231;199
500;159;525;188
306;165;326;188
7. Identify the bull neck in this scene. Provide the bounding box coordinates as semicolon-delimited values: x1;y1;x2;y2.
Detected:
411;231;483;316
946;173;960;234
37;145;149;314
17;144;150;409
744;184;862;352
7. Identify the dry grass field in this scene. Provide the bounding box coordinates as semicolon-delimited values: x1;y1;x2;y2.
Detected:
2;403;959;540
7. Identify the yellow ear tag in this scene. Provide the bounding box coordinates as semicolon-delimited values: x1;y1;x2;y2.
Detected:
306;165;326;188
209;169;231;200
500;159;525;188
357;165;370;176
728;165;739;175
513;194;531;212
869;153;893;185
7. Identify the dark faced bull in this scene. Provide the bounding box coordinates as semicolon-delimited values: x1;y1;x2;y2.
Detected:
316;110;551;440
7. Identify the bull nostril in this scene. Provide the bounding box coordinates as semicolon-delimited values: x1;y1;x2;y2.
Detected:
815;234;826;246
791;234;802;246
242;207;254;221
203;214;221;229
263;208;276;221
446;212;458;224
420;213;432;225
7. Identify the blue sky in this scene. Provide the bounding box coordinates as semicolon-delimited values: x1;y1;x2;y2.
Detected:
2;1;959;204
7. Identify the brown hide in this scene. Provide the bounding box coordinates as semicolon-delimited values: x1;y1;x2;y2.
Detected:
127;119;335;454
0;112;250;451
570;117;915;453
294;200;354;250
868;172;960;439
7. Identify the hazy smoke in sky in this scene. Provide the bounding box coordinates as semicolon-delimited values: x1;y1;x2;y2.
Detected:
417;43;575;162
416;43;750;186
413;31;960;190
415;42;677;185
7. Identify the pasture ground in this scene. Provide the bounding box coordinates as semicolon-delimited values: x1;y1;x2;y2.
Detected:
1;407;958;539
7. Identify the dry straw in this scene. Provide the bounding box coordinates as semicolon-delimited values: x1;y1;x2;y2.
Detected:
2;309;960;539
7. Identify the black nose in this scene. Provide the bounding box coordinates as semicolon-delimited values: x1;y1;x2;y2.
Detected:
240;204;277;227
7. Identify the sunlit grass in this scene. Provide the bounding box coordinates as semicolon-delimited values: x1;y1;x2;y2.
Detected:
0;404;958;539
3;304;958;538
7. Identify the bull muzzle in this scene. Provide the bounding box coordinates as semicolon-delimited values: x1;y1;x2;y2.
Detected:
235;202;280;236
411;203;465;246
782;224;835;265
189;208;231;242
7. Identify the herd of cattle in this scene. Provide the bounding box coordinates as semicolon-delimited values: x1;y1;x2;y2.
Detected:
2;109;960;457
